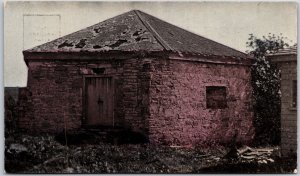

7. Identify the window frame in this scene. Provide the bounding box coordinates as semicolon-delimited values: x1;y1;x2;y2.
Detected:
206;86;228;109
291;80;297;109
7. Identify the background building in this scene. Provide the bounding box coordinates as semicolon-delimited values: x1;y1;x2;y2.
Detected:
267;45;297;156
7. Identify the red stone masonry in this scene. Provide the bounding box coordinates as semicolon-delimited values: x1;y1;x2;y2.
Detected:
147;56;254;147
19;52;254;147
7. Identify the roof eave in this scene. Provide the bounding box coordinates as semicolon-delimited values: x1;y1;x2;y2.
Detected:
23;50;171;64
169;51;252;65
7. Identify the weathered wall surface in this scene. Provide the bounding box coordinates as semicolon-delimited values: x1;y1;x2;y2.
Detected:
20;54;254;147
19;55;151;134
148;58;254;147
5;87;20;129
278;61;297;156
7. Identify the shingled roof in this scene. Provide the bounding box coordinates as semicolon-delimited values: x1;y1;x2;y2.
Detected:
24;10;247;58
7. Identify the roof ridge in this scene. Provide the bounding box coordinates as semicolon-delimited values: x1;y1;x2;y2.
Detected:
136;10;246;56
24;9;247;58
134;10;173;51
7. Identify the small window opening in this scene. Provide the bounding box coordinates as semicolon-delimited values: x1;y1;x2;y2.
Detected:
142;63;150;72
92;68;105;74
206;86;227;109
292;80;297;108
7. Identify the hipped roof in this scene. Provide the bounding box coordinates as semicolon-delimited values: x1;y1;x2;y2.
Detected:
24;10;247;59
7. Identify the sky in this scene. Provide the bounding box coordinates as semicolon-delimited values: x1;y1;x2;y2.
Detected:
4;1;297;87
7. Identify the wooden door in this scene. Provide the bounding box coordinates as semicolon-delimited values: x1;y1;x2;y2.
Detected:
85;77;114;126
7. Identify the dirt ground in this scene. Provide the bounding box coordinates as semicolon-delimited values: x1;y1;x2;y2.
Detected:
5;130;297;174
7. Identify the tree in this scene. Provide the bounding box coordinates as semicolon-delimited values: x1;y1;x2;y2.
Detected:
246;33;290;145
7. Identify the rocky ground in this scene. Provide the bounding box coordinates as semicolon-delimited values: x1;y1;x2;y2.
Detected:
5;130;297;174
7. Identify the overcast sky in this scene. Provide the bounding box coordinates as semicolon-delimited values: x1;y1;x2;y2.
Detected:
4;1;297;87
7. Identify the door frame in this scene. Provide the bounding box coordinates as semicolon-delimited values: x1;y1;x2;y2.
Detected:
82;75;115;127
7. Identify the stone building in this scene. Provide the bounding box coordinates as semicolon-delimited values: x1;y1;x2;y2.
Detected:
267;46;297;156
20;10;254;146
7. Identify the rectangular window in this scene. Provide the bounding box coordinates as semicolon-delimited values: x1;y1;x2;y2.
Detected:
92;68;105;74
206;86;227;109
292;80;297;108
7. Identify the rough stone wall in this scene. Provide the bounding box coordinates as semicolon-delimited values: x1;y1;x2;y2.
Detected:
18;87;33;129
122;58;152;134
20;55;152;134
148;58;254;147
5;87;20;130
278;61;297;156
